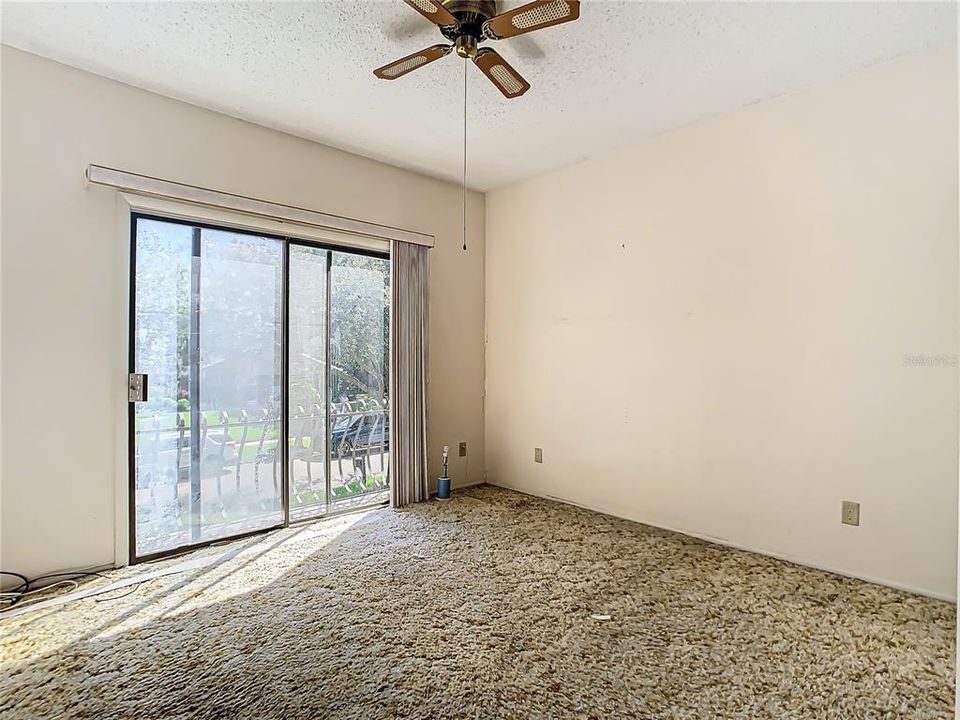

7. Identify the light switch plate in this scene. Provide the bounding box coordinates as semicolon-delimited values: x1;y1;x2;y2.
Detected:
841;500;860;526
534;448;543;463
459;442;467;457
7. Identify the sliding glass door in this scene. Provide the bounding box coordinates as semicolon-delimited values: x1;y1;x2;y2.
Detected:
287;244;329;520
328;252;390;502
130;216;389;561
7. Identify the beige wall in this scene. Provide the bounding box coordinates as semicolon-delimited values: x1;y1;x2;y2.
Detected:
0;46;485;578
2;42;957;601
485;44;959;600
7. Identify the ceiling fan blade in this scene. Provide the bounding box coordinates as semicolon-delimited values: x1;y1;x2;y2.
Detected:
473;48;530;99
483;0;579;39
374;45;453;80
401;0;459;28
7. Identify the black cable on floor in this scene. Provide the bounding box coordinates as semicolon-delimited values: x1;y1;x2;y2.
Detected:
1;569;110;611
94;582;143;603
0;572;29;608
28;571;109;585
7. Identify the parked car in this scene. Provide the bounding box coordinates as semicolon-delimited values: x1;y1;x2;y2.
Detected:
331;412;389;457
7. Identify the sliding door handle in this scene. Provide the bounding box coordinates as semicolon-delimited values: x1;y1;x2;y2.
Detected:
128;373;148;402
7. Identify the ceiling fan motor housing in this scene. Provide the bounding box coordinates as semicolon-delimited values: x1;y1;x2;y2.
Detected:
441;0;498;48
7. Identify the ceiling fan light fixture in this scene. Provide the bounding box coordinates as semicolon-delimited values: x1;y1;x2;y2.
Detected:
455;35;479;58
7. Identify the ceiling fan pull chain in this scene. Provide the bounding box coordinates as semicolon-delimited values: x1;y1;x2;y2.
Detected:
462;55;468;252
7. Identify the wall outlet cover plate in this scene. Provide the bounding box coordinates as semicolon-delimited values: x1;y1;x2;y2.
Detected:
841;500;860;526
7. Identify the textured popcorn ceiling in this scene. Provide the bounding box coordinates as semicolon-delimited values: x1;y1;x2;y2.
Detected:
1;1;955;190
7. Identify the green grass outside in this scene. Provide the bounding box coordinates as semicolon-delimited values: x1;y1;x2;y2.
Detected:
136;411;385;464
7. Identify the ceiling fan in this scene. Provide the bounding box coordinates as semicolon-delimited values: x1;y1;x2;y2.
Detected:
374;0;581;99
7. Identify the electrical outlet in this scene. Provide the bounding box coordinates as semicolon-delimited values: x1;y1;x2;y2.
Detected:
459;442;467;457
534;448;543;463
841;500;860;527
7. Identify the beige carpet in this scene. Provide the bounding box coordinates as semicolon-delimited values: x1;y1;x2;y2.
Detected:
1;485;955;719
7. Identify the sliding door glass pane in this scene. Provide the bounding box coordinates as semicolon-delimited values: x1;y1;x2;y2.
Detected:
329;252;390;503
198;229;284;543
133;220;193;556
132;219;284;558
288;245;328;520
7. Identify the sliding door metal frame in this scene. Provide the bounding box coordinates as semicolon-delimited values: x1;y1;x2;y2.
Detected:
281;241;291;528
126;214;138;564
324;250;334;517
128;212;388;565
189;227;202;543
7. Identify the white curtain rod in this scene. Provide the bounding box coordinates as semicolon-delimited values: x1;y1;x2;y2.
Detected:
85;164;435;248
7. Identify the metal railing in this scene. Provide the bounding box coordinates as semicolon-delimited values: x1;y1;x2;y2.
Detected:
134;405;389;501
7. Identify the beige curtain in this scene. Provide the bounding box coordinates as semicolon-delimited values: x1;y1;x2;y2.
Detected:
389;240;430;507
